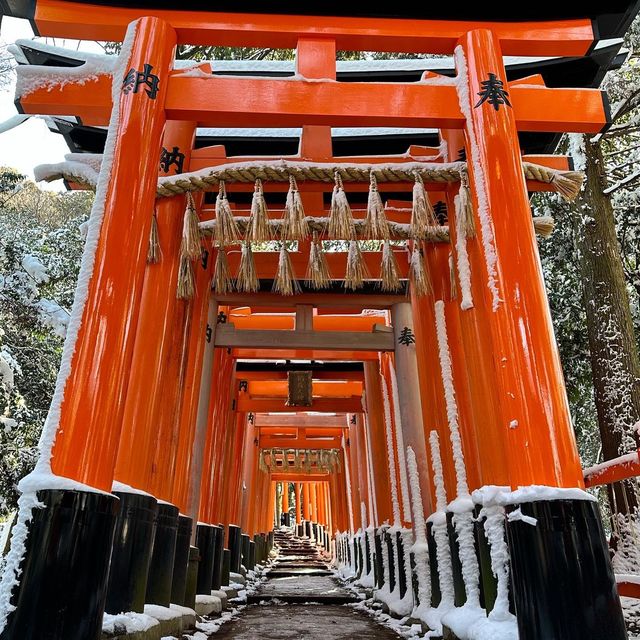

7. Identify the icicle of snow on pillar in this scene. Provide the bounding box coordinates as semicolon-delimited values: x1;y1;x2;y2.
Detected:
407;446;432;614
434;300;468;498
434;300;481;611
454;193;474;310
381;373;402;528
376;370;405;611
472;486;514;623
0;22;140;633
454;46;501;311
363;414;379;527
389;362;412;524
358;501;375;588
343;433;355;537
377;524;392;599
426;430;455;635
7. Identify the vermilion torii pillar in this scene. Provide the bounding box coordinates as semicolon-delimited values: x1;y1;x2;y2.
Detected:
48;18;175;489
456;29;625;640
108;120;198;614
363;362;394;525
0;17;176;640
295;482;302;525
391;303;432;517
281;481;290;525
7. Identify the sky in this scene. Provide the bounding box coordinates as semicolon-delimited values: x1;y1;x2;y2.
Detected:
0;16;103;191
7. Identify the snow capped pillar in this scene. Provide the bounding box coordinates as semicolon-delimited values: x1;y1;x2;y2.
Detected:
456;29;625;640
0;18;177;640
410;244;458;507
455;29;582;490
439;128;511;491
48;17;177;489
391;302;432;518
44;18;176;491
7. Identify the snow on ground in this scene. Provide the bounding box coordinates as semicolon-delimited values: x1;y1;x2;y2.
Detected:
623;597;640;639
177;556;275;639
102;611;159;635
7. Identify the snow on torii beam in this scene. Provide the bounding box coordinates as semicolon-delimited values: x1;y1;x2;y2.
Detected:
23;3;597;56
237;396;364;413
17;73;610;133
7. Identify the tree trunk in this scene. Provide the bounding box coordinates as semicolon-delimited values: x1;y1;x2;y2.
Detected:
574;135;640;516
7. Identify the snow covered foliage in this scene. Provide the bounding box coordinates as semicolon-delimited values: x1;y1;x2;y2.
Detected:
533;18;640;559
0;167;91;514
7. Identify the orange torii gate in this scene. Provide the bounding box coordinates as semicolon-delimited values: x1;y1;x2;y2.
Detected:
0;3;634;640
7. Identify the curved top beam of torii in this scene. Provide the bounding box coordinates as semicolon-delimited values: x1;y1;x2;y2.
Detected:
2;0;640;52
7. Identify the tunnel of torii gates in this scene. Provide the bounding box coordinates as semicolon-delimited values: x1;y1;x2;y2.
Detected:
2;1;640;639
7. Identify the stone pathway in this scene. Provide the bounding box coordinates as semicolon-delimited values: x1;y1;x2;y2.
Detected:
213;603;401;639
200;529;401;639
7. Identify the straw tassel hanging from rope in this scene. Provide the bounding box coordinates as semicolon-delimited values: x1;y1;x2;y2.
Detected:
379;239;401;292
550;171;583;201
246;178;271;243
237;241;259;292
329;171;356;240
181;191;202;259
306;232;331;289
532;216;555;238
215;180;241;245
344;240;369;290
449;252;458;300
365;172;389;240
147;208;160;264
455;170;476;238
214;245;234;294
409;243;432;297
411;173;438;239
274;243;300;296
283;175;308;241
177;255;195;300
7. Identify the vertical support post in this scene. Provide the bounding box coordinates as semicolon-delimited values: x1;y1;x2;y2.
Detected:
295;482;302;525
1;18;176;640
412;245;460;504
269;482;277;530
311;482;318;524
392;302;433;517
49;17;176;488
458;29;584;490
305;482;313;522
196;344;234;526
240;414;258;531
458;29;625;640
363;361;394;525
351;415;370;527
282;481;290;525
346;419;362;530
223;412;248;529
114;119;197;495
440;128;510;490
187;301;219;542
324;482;333;538
171;215;216;514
